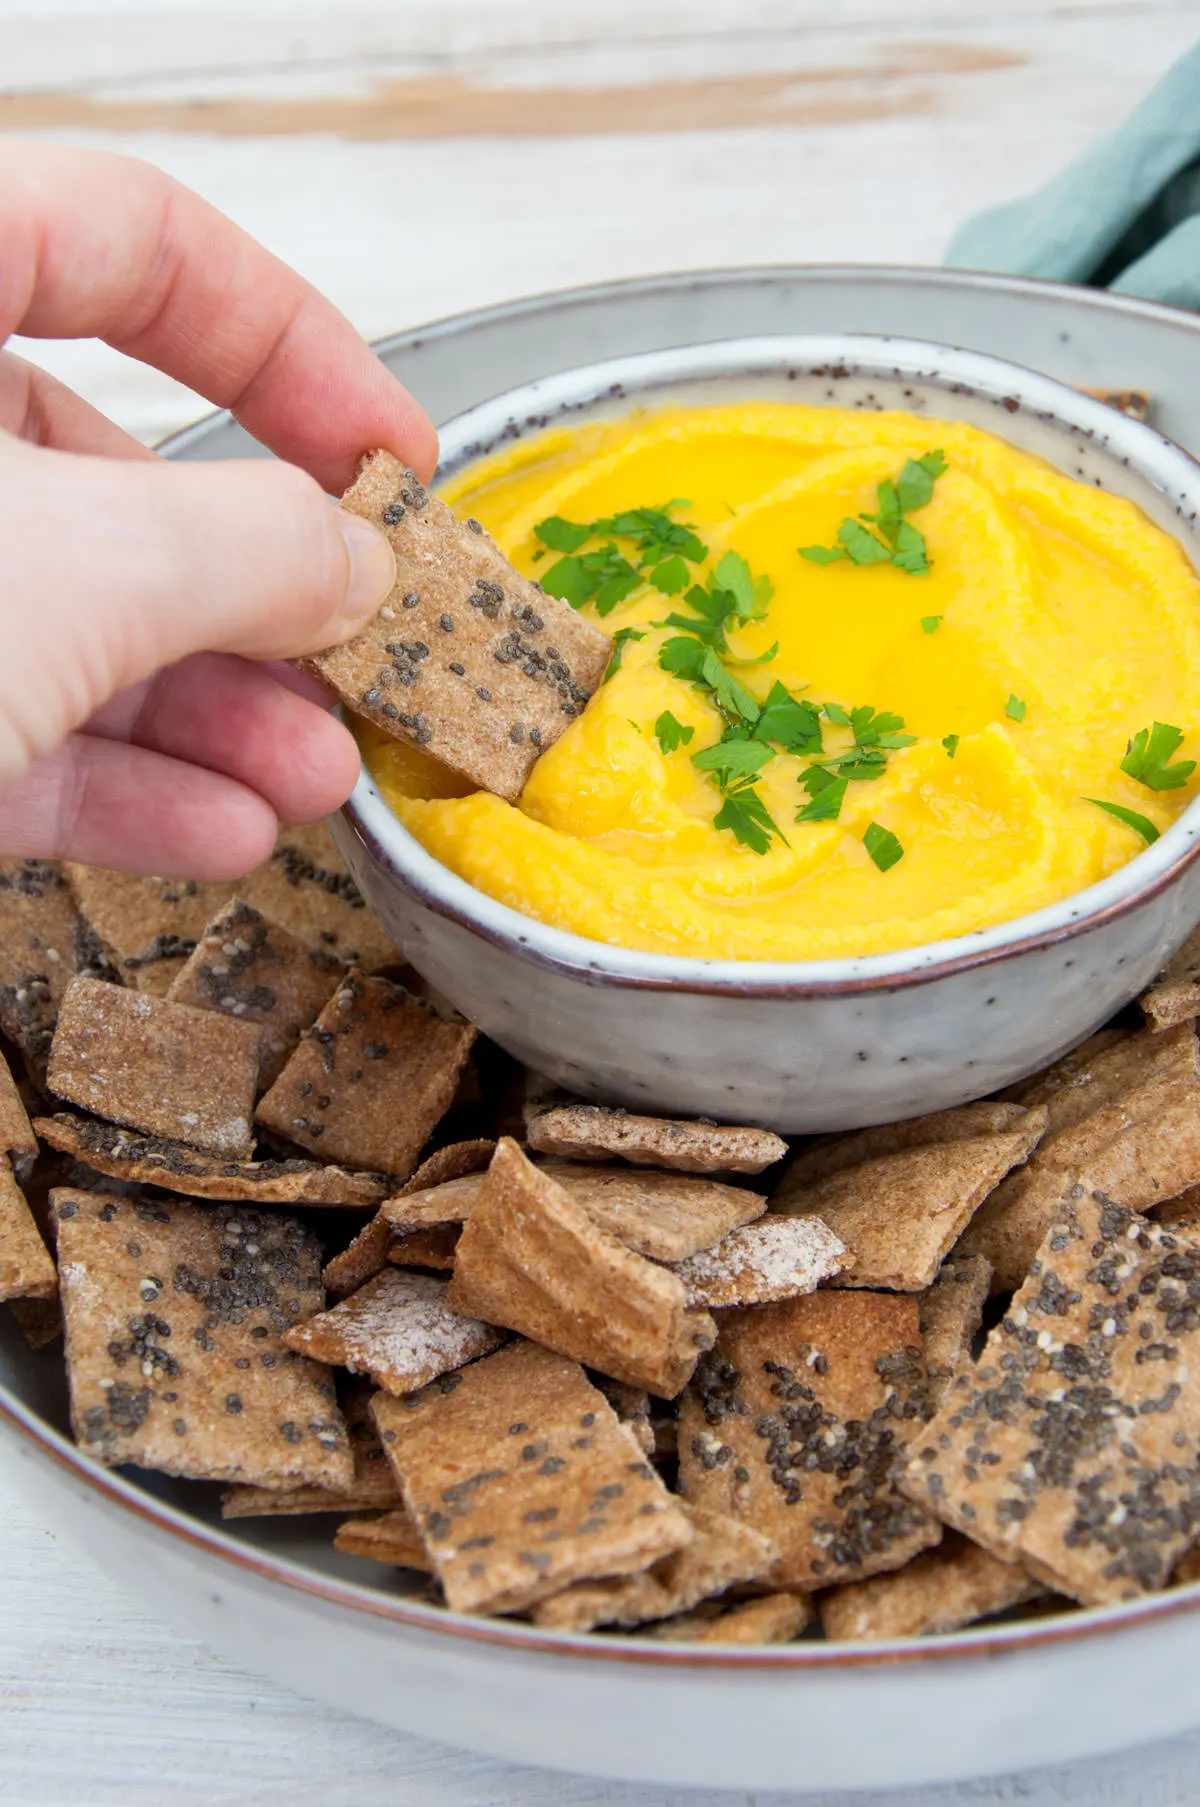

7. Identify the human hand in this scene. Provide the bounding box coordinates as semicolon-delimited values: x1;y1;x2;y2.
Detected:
0;141;438;879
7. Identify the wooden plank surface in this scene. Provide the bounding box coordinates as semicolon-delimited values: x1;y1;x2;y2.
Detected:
3;2;1200;1799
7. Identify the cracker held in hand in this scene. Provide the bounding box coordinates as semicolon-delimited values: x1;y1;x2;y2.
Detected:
447;1139;716;1395
901;1194;1200;1604
256;972;475;1176
673;1215;850;1310
0;1159;56;1303
526;1100;787;1175
56;1188;352;1488
307;451;610;801
34;1111;386;1208
371;1339;691;1615
531;1503;775;1631
167;900;342;1090
48;978;261;1159
772;1115;1045;1292
322;1140;495;1297
0;857;117;1075
918;1255;991;1410
222;1386;401;1517
677;1291;941;1589
818;1532;1042;1642
282;1268;505;1396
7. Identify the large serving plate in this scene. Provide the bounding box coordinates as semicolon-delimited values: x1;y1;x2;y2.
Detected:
5;267;1200;1795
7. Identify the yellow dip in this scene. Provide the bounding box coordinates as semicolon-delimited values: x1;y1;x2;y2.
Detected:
361;403;1200;962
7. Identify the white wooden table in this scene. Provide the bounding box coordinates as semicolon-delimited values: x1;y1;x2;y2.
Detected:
3;3;1200;1798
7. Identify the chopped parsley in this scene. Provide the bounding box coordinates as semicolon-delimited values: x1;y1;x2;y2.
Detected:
1120;721;1196;791
713;782;788;856
864;822;904;871
1005;694;1027;722
754;682;823;755
921;615;942;634
656;551;772;653
692;735;775;787
604;627;645;680
795;766;847;823
799;450;947;576
1086;798;1160;845
942;733;960;758
535;501;707;614
543;544;641;616
654;710;694;755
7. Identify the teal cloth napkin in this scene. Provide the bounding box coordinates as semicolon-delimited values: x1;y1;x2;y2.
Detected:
946;41;1200;309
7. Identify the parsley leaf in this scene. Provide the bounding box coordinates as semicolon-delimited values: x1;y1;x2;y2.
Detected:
897;450;947;512
890;519;930;576
799;544;846;566
864;822;904;871
837;519;893;565
658;636;708;684
795;766;847;822
1006;694;1027;722
1086;798;1160;845
754;682;823;755
543;544;641;616
604;627;646;681
921;615;942;634
714;782;788;855
713;550;773;621
648;555;691;595
658;582;734;649
847;705;915;750
1120;721;1196;792
654;710;694;755
700;648;760;724
942;733;960;758
533;502;707;611
800;450;947;576
534;515;591;553
692;736;775;786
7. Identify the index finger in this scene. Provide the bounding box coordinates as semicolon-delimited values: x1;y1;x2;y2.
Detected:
0;141;437;492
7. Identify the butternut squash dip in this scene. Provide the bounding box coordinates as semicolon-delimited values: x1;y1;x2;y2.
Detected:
360;402;1200;962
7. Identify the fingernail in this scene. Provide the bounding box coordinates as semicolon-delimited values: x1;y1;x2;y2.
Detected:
337;513;396;623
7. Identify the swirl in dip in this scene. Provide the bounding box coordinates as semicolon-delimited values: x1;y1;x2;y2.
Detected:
360;402;1200;962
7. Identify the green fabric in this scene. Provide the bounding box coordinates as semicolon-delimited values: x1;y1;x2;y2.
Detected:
946;42;1200;308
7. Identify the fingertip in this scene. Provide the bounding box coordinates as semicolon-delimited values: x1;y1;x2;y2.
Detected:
280;709;363;823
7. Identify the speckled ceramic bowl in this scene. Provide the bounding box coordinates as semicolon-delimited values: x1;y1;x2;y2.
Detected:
336;331;1200;1131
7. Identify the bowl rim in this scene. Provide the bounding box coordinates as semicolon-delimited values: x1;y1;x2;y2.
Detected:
343;327;1200;997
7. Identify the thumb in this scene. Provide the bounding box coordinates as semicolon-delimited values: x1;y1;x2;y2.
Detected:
0;432;395;785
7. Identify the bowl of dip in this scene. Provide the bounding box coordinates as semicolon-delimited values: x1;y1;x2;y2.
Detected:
336;332;1200;1131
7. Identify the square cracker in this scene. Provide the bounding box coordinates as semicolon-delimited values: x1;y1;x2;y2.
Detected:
677;1291;941;1589
959;1024;1200;1290
388;1226;461;1271
901;1194;1200;1604
447;1139;715;1396
0;857;117;1078
643;1592;813;1644
530;1503;776;1631
307;450;610;801
34;1110;387;1207
282;1268;506;1396
48;977;261;1159
167;899;342;1090
56;1187;352;1488
255;972;475;1176
221;1385;401;1516
334;1506;434;1571
0;1158;56;1302
773;1118;1045;1292
780;1102;1037;1192
918;1255;991;1409
370;1339;691;1615
0;1048;37;1163
238;823;397;971
322;1140;495;1297
526;1100;787;1175
673;1216;851;1310
1142;925;1200;1031
818;1532;1042;1641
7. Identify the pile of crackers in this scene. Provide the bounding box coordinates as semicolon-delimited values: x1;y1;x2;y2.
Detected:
6;826;1200;1647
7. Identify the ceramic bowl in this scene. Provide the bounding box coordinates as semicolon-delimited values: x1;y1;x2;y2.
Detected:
336;330;1200;1132
7;270;1200;1795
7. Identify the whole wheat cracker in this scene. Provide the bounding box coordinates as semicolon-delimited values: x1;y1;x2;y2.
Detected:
221;1385;401;1516
56;1187;352;1488
307;450;610;800
48;978;262;1159
370;1339;692;1615
673;1215;851;1309
526;1099;787;1175
282;1268;506;1395
256;972;475;1176
238;823;397;971
999;1025;1169;1127
167;899;342;1090
1173;1542;1200;1587
676;1291;941;1590
0;857;118;1078
918;1255;991;1409
447;1139;716;1396
901;1194;1200;1604
780;1102;1037;1192
1153;1184;1200;1229
0;1050;37;1163
1140;927;1200;1031
7;1295;63;1349
389;1226;462;1271
773;1119;1046;1292
34;1111;387;1207
322;1140;496;1297
818;1531;1043;1641
531;1503;776;1631
382;1173;486;1233
642;1591;813;1644
334;1506;434;1571
0;1158;56;1302
589;1375;655;1457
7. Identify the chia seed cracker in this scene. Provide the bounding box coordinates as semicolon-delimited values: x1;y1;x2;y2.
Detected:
673;1215;851;1310
167;899;343;1091
589;1375;655;1457
447;1139;716;1396
780;1101;1038;1192
818;1531;1043;1642
221;1385;401;1516
322;1140;495;1297
1141;925;1200;1031
0;1048;38;1164
773;1118;1046;1293
8;1295;63;1350
55;1187;353;1489
305;450;610;801
382;1172;488;1234
255;972;476;1177
0;856;118;1081
676;1291;942;1589
525;1099;787;1175
48;977;262;1159
388;1225;462;1271
34;1110;388;1207
900;1194;1200;1604
0;1157;56;1302
641;1591;813;1644
918;1254;992;1409
531;1503;776;1631
334;1505;434;1572
370;1339;692;1616
282;1267;505;1396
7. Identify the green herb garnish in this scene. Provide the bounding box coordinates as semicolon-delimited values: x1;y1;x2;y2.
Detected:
942;734;959;758
864;822;904;871
921;615;942;634
604;627;645;680
1119;721;1196;792
1005;694;1027;722
795;766;847;823
698;648;760;724
656;550;772;653
654;710;694;755
754;682;823;755
543;544;641;616
713;782;788;856
800;450;947;575
535;501;707;612
1086;799;1160;845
